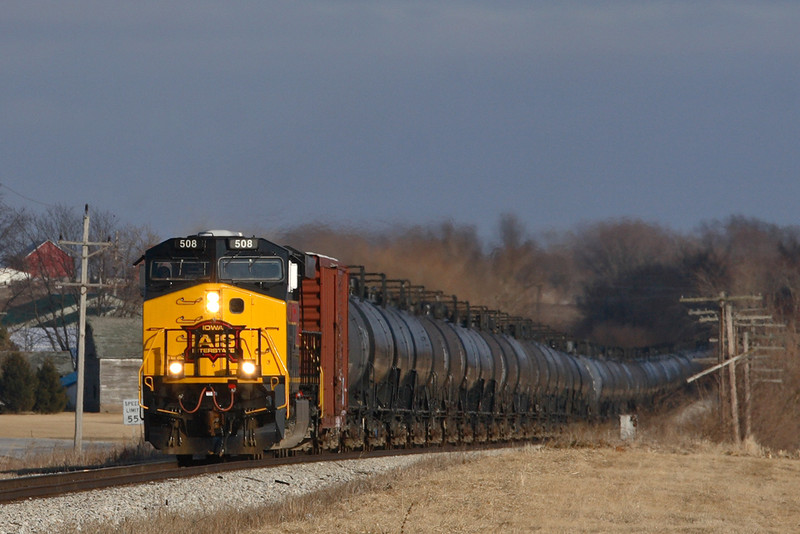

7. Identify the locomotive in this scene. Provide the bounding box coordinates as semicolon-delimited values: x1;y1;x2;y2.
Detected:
137;231;702;460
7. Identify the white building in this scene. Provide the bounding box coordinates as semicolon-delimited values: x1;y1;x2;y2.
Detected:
0;267;28;285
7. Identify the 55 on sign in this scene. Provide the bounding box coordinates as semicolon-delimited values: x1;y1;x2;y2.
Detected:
123;399;142;425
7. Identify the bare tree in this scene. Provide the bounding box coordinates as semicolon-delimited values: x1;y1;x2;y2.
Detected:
0;194;31;257
4;204;82;351
571;218;680;281
2;203;155;351
488;214;547;318
0;196;34;323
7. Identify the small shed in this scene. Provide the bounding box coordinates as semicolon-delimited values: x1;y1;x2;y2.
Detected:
84;316;142;413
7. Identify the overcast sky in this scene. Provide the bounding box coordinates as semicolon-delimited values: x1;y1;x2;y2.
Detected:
2;2;799;242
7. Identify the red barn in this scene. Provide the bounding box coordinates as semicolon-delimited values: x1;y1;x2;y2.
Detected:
24;240;74;279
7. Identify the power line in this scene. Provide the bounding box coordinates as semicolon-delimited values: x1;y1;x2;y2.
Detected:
0;182;57;207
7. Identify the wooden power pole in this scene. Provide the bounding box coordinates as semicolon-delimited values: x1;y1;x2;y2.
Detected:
681;292;765;444
59;205;113;453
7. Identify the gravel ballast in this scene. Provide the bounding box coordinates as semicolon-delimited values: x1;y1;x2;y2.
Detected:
1;454;437;533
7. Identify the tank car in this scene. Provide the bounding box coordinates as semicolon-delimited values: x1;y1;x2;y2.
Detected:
137;231;703;460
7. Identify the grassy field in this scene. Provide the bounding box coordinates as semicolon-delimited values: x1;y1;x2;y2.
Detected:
0;412;139;441
267;443;800;533
0;412;151;472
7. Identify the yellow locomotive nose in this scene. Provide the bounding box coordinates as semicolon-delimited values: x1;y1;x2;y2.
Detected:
206;291;220;313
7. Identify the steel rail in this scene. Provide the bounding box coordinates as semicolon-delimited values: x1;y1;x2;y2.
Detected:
0;443;523;504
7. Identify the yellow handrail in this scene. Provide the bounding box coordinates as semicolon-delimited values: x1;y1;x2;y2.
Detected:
260;328;290;416
139;328;164;409
261;328;289;376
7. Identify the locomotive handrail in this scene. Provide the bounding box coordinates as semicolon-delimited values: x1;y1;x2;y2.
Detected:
259;328;290;416
176;315;203;324
138;361;146;409
176;297;203;305
238;335;255;360
139;328;166;409
258;327;289;375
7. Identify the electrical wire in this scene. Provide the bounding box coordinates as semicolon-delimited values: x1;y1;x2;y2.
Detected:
0;182;56;207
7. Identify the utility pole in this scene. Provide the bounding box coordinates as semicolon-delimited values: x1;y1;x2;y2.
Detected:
724;301;740;442
743;330;751;438
59;205;113;453
734;314;785;441
681;292;764;444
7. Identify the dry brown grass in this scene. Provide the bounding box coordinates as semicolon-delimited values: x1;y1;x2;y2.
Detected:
264;409;800;534
0;412;158;475
269;445;800;534
0;438;159;475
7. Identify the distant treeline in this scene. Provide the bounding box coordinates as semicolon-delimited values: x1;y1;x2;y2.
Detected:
4;198;800;350
280;214;800;348
281;215;800;451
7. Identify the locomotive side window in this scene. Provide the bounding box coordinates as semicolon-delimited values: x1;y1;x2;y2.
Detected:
150;260;209;280
218;257;283;281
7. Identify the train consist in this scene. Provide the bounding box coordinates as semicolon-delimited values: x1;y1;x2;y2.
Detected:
137;231;702;460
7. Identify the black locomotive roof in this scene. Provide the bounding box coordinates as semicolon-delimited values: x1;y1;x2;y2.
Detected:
145;234;289;260
139;233;302;301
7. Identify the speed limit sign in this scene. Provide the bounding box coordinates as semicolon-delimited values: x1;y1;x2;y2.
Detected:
123;399;142;425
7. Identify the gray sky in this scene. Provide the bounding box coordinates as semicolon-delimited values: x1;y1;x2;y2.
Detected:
2;2;799;242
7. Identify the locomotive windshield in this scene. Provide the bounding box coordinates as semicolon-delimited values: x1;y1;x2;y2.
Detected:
218;257;283;282
151;260;209;280
141;234;295;300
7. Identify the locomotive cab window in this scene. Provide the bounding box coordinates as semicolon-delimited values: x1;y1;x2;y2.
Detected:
218;257;283;282
150;260;209;280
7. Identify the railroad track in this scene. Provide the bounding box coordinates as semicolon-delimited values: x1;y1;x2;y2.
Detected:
0;444;507;504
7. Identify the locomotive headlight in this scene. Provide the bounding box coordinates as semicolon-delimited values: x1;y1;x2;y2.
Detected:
239;360;257;377
206;291;220;313
168;361;184;377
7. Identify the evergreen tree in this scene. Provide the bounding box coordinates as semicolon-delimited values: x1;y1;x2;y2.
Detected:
34;358;68;413
0;352;36;413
